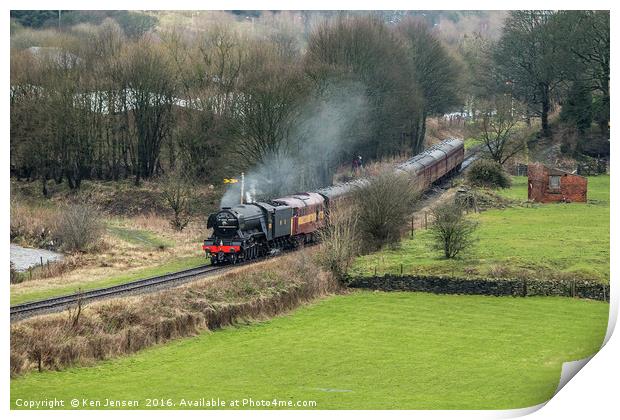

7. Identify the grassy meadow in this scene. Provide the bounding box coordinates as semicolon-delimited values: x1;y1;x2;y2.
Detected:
11;291;608;409
351;175;609;283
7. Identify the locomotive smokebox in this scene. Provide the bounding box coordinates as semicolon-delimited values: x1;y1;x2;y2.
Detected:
207;205;264;238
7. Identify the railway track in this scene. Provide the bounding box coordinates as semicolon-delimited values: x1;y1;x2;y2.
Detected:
10;261;248;322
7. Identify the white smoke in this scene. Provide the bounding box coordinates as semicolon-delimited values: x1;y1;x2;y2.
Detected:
220;80;369;207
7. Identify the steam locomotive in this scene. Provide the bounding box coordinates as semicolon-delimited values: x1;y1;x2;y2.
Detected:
203;138;464;265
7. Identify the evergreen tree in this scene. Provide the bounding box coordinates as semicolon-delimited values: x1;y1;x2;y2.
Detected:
560;79;593;134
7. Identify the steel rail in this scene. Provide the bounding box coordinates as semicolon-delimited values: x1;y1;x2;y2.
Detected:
10;262;243;322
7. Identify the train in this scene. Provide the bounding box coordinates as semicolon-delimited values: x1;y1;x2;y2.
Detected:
203;138;464;265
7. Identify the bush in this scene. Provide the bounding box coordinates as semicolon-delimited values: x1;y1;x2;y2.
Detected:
466;159;511;189
429;202;478;259
10;262;22;284
316;205;360;284
54;204;104;252
353;171;419;250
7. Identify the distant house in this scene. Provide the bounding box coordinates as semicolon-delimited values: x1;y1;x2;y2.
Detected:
527;163;587;203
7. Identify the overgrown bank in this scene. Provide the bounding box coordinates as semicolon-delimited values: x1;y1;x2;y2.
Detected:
11;251;339;376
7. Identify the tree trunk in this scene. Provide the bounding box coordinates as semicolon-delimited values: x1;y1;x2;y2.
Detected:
419;112;427;151
410;111;427;154
65;170;76;190
600;82;610;139
41;176;49;198
540;84;551;138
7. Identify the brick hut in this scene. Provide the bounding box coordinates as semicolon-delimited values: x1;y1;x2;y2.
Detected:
527;163;587;203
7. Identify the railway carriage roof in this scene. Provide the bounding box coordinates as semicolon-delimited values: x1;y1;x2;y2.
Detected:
316;178;369;199
396;138;462;170
316;138;463;199
274;192;325;208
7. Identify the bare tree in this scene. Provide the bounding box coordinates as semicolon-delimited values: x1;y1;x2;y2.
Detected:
353;171;420;251
494;11;567;138
162;25;242;180
478;96;526;164
429;202;477;259
229;42;308;165
316;204;359;284
305;16;420;159
398;19;462;153
161;171;194;231
120;39;177;184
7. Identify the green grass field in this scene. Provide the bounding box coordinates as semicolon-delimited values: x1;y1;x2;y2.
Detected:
10;256;208;305
107;225;172;249
351;175;609;283
11;291;608;409
464;137;483;151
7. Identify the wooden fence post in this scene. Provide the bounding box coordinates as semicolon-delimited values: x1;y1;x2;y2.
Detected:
424;212;428;229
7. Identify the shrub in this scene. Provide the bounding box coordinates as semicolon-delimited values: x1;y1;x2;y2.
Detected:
316;205;360;284
161;172;194;231
466;159;511;189
10;262;22;284
488;264;510;279
353;171;419;251
54;204;104;252
429;202;478;259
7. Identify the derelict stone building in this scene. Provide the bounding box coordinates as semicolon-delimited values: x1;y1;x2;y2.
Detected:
527;163;587;203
